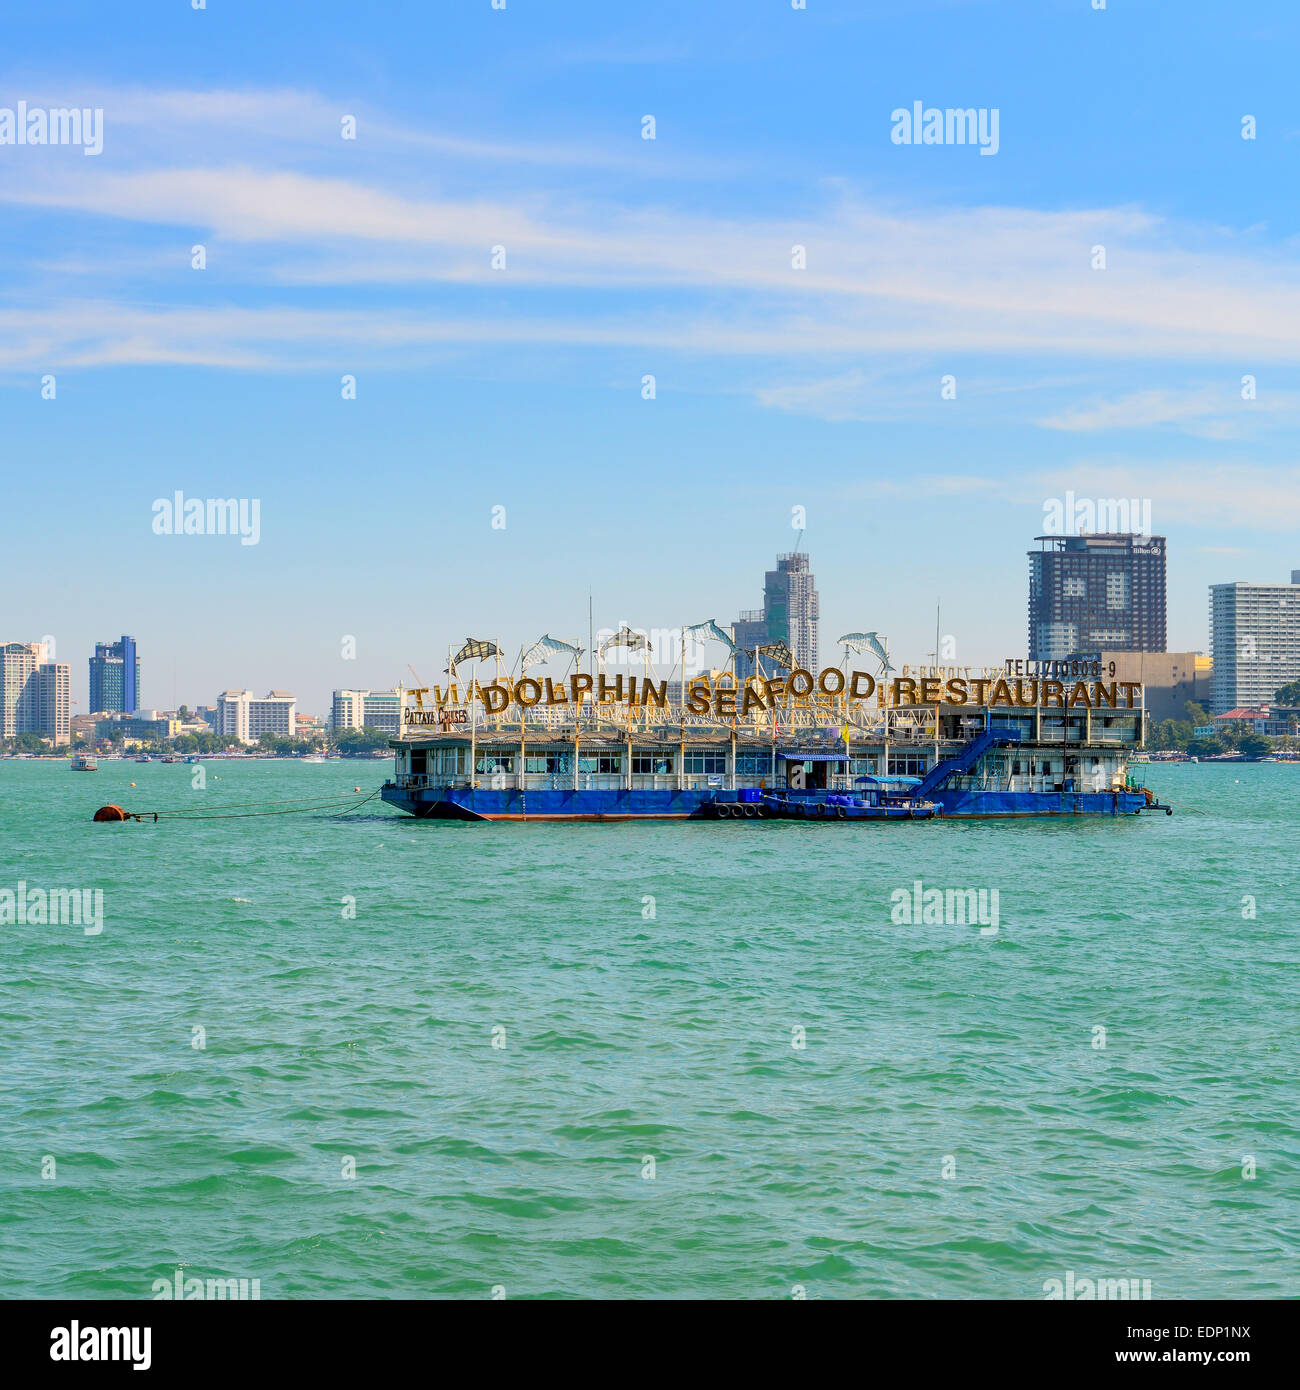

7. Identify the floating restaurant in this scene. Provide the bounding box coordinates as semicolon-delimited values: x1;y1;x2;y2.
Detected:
381;631;1171;823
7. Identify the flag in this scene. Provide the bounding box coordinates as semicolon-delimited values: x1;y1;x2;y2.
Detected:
447;638;501;674
521;634;584;671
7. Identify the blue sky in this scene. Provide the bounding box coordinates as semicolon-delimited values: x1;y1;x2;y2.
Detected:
4;0;1299;713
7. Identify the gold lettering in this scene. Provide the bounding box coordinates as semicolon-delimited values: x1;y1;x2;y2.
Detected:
988;678;1014;707
818;667;846;696
1066;680;1092;709
849;670;875;701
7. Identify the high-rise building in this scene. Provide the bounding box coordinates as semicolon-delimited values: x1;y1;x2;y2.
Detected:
1208;575;1300;714
37;662;71;747
1;641;70;746
332;688;403;733
89;635;140;714
1028;534;1166;660
732;552;820;680
215;689;297;744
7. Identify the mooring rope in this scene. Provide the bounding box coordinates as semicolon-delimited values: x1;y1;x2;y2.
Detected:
96;787;384;823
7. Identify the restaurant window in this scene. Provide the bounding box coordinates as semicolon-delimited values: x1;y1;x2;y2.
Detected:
683;752;727;775
525;753;568;774
475;752;514;774
578;754;622;774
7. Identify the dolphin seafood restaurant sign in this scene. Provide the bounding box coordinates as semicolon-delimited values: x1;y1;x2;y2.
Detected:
404;667;1143;723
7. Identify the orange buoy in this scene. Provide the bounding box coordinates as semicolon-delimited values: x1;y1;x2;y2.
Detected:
93;805;128;822
354;786;361;793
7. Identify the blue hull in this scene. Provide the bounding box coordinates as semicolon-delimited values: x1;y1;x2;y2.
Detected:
381;784;1150;820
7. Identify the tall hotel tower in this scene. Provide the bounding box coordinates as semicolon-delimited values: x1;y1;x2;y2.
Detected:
0;641;71;746
1028;534;1166;660
733;552;821;680
89;635;140;714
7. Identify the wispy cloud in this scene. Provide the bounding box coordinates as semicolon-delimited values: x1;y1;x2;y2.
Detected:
1037;386;1300;439
864;460;1300;532
6;83;1300;384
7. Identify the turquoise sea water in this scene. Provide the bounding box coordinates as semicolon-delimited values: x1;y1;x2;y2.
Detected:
1;758;1296;1299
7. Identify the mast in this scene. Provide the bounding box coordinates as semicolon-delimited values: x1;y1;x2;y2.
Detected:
934;600;941;767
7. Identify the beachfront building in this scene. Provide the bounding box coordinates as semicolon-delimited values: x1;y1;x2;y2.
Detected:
216;689;297;744
1209;574;1300;715
332;687;403;733
0;641;71;746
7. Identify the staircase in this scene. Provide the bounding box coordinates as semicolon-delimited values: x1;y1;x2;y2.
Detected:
909;726;1022;799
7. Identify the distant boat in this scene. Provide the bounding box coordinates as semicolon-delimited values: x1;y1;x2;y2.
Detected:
302;754;326;763
70;753;98;771
135;754;151;763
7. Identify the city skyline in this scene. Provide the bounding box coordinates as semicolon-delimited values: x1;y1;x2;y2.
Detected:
11;534;1300;723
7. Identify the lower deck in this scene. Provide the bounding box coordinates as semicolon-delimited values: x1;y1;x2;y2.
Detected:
379;783;1154;821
